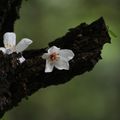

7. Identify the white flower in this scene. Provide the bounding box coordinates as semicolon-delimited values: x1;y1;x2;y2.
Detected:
0;32;32;63
42;46;74;73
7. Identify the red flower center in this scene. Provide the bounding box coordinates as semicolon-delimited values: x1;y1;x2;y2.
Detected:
50;52;59;61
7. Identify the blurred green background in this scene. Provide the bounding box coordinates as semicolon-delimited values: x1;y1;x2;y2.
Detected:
3;0;120;120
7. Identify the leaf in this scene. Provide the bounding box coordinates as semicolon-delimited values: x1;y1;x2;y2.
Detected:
107;25;117;38
109;29;117;38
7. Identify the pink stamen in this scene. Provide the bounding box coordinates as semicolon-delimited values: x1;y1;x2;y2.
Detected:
50;52;59;61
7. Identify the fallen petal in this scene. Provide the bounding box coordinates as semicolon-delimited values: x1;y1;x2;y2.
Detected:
16;38;32;53
60;49;74;61
4;32;16;48
6;48;14;54
19;56;26;63
42;53;49;59
45;60;54;73
48;46;60;54
55;58;69;70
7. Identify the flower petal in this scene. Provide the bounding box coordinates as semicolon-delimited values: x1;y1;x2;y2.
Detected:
48;46;60;54
59;49;74;61
0;47;6;54
42;53;49;59
18;56;26;63
6;48;14;54
55;58;69;70
16;38;33;53
4;32;16;48
45;60;54;73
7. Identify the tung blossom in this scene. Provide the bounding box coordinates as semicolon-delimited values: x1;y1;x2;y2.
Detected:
0;32;32;63
42;46;74;73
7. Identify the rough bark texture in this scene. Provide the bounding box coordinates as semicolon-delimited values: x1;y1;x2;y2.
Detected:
0;0;111;118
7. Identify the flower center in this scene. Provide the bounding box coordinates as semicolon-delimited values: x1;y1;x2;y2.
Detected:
50;52;59;61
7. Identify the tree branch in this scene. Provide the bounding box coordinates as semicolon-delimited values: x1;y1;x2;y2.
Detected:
0;17;111;118
0;0;111;118
0;0;22;46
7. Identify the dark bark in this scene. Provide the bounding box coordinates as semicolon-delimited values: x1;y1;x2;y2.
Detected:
0;0;111;118
0;0;22;46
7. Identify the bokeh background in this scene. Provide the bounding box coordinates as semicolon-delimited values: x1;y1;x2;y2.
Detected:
3;0;120;120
